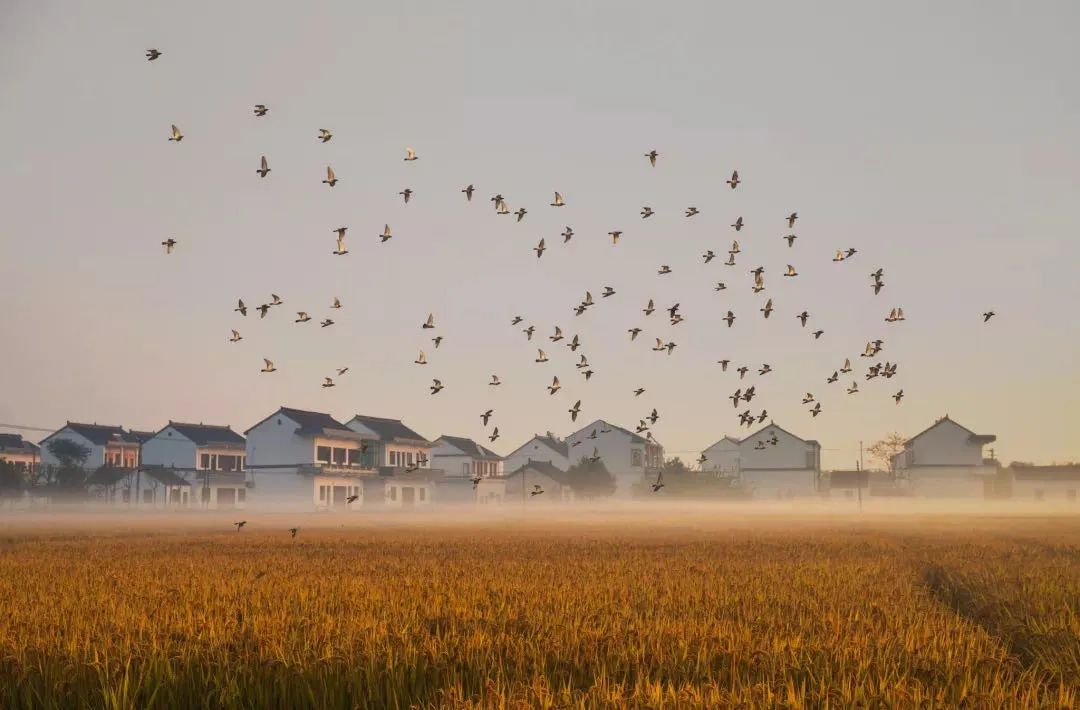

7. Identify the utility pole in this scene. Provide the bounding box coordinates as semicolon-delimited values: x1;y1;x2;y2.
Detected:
856;457;863;514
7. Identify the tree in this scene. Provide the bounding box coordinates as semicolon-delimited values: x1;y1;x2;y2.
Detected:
867;432;906;473
566;456;616;498
0;461;26;504
46;439;91;491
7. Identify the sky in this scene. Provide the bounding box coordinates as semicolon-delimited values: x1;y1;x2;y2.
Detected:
1;0;1078;469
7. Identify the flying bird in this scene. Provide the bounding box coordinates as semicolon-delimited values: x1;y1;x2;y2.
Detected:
404;147;418;161
718;360;730;371
168;124;183;142
760;299;774;319
161;238;176;254
257;304;270;318
568;399;581;421
894;390;904;404
548;376;561;395
640;206;654;219
785;265;798;277
229;330;242;343
731;217;744;231
320;319;334;328
550;326;564;342
331;297;342;309
336;367;349;376
234;521;246;531
784;234;797;247
253;104;268;116
703;250;716;263
685;206;699;218
333;228;348;255
643;299;655;316
530;485;544;497
295;312;311;323
550;192;565;207
534;238;546;258
609;231;622;244
481;409;493;426
235;300;247;316
414;350;427;365
562;226;574;243
429;379;444;394
399;188;413;204
489;427;499;443
628;327;641;340
796;311;809;327
983;311;995;322
270;294;283;306
715;282;727;291
633;388;645;396
380;224;393;242
645;150;658;166
489;375;501;386
726;171;740;189
535;349;549;363
318;129;332;143
261;359;276;373
322;377;335;388
145;48;162;61
514;207;527;222
658;265;672;275
723;311;735;327
651;472;664;492
322;166;337;187
462;184;475;201
257;156;270;177
602;286;616;297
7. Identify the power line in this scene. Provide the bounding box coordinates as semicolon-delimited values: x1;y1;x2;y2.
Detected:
0;422;54;433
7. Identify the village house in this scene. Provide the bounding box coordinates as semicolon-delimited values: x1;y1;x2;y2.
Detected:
702;423;822;499
370;467;442;508
565;419;664;497
503;461;575;503
502;433;570;474
140;422;248;508
38;422;143;470
891;416;998;497
431;435;504;479
0;433;39;473
346;415;432;469
1003;463;1080;503
245;407;380;509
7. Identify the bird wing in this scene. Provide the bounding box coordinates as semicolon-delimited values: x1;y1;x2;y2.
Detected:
327;166;335;179
324;377;333;385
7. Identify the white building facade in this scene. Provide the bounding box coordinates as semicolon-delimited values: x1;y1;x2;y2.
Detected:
564;419;663;497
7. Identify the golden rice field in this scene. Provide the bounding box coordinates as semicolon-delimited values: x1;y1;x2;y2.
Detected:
0;510;1078;709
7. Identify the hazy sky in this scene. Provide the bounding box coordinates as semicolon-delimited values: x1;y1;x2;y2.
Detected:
2;1;1078;469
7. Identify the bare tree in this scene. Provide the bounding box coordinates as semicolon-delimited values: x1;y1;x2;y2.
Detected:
866;432;906;473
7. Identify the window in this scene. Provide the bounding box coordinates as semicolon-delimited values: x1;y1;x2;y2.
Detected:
333;448;346;465
316;446;331;463
419;488;426;502
389;487;397;501
389;451;398;466
631;450;643;467
237;488;246;502
407;452;414;466
347;449;360;466
319;485;326;501
463;462;471;475
805;451;816;469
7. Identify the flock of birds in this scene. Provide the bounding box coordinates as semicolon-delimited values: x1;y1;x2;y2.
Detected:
146;46;1000;502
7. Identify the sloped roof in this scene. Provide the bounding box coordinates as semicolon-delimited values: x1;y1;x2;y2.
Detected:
245;407;353;436
48;423;139;446
128;430;157;444
350;415;429;444
739;422;819;448
534;434;569;457
904;415;995;446
0;433;38;453
569;419;649;445
163;422;245;446
436;435;502;460
702;435;741;451
507;460;574;485
1010;464;1080;482
86;467;133;486
144;468;192;486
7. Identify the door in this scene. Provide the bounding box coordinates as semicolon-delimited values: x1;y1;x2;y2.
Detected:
332;485;348;507
401;486;415;507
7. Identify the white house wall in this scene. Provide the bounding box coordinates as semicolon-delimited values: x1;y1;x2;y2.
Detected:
909;419;985;467
565;422;648;497
39;429;105;470
141;426;196;469
503;439;569;474
246;415;315;470
738;426;818;470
